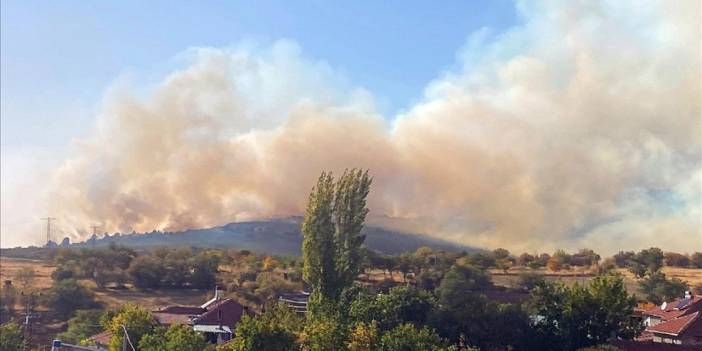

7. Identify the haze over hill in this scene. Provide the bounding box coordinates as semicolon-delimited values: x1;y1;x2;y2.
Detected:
61;218;476;256
2;1;700;254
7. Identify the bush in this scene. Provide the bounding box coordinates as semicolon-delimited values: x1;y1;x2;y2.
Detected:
0;321;23;350
518;272;546;291
45;279;100;318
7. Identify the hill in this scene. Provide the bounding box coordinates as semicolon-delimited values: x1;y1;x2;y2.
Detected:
66;217;477;255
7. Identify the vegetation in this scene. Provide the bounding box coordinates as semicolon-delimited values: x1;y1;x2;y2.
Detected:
0;321;24;351
45;279;100;318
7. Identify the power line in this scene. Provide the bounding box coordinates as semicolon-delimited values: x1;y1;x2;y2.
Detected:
40;217;56;245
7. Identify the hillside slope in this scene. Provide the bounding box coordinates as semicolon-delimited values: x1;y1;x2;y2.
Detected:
73;218;477;255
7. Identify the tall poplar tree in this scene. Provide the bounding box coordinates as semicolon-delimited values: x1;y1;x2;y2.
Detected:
334;169;372;289
302;169;372;310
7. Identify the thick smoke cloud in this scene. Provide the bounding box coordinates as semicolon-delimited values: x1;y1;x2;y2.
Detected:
48;0;700;254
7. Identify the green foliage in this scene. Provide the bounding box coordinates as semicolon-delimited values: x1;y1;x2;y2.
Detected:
302;172;338;308
349;285;436;332
517;271;546;291
638;271;688;304
226;303;301;351
106;304;157;351
46;279;100;318
528;275;642;351
627;247;664;278
139;324;211;351
56;309;104;344
333;169;372;289
302;170;372;311
128;256;166;289
379;323;444;351
347;321;379;351
0;321;23;351
435;265;492;306
301;313;349;351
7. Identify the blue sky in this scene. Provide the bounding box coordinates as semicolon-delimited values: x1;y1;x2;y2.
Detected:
1;0;517;151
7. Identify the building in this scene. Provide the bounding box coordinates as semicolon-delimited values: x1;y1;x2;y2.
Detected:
639;291;702;347
79;287;252;348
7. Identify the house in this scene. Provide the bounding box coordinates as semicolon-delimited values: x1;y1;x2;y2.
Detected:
639;291;702;348
80;287;252;348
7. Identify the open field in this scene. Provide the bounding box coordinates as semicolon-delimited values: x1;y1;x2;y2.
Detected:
0;257;214;310
489;266;702;297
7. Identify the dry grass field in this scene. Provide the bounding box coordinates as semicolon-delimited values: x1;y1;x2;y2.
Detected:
490;266;702;297
0;257;213;311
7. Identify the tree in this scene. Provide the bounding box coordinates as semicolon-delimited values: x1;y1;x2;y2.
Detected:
189;252;220;289
334;169;372;287
46;279;100;318
106;304;157;351
225;303;301;351
300;314;348;351
612;251;635;268
302;172;338;309
639;272;688;304
57;309;104;344
627;248;664;278
435;265;491;306
664;252;690;267
302;170;372;311
691;252;702;268
348;321;379;351
517;271;546;291
0;321;23;351
528;275;642;351
349;286;436;332
379;323;445;351
128;256;165;289
139;325;211;351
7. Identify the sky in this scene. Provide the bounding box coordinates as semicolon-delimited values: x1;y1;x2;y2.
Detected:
1;0;700;253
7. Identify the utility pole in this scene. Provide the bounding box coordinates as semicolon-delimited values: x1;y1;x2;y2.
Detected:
22;292;37;351
41;217;56;245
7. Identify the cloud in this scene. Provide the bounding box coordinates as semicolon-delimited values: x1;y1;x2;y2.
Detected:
31;0;702;254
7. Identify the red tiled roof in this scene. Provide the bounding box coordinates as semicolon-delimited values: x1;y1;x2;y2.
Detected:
153;312;195;325
193;299;251;328
647;311;700;336
644;296;702;320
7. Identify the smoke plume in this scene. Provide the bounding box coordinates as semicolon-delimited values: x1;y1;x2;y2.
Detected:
47;0;701;254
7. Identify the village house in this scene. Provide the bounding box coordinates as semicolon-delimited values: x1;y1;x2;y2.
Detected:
72;287;251;350
613;291;702;350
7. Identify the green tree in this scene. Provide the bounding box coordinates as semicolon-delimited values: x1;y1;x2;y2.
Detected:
528;275;642;351
45;279;100;318
302;170;372;312
0;321;23;351
627;248;664;278
225;303;301;351
639;272;688;304
139;324;211;351
379;323;444;351
302;172;338;309
301;314;348;351
106;304;157;351
128;256;165;289
333;169;372;289
347;321;379;351
56;309;104;344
